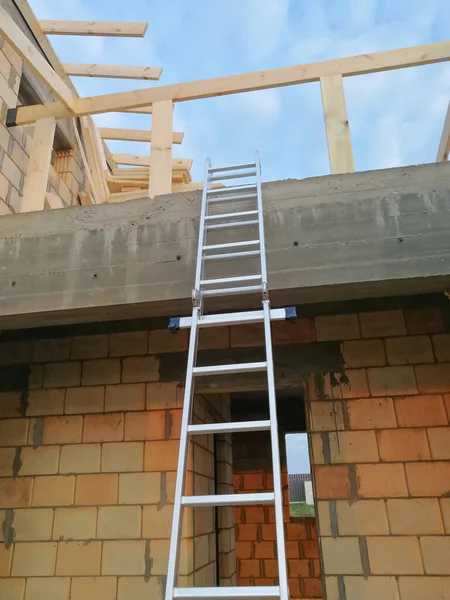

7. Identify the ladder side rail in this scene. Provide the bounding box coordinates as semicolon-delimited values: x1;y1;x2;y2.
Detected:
193;158;212;292
255;151;268;285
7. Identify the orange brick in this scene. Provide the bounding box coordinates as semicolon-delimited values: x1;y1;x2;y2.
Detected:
328;430;379;463
347;397;397;429
124;410;165;441
302;540;320;558
321;369;370;400
109;331;148;357
315;314;360;341
433;334;450;362
367;366;417;396
356;464;408;498
285;540;300;559
0;478;32;508
168;409;182;439
314;465;350;499
360;310;406;338
342;339;386;368
399;576;450;600
237;524;258;541
309;400;345;431
303;578;323;598
70;576;117;600
415;364;450;393
56;541;102;575
288;558;309;578
122;356;159;383
427;427;450;459
336;499;389;535
405;308;444;334
272;317;315;344
105;383;146;412
144;440;185;471
240;559;261;577
387;498;444;534
42;415;83;444
321;537;363;574
146;382;182;410
32;476;75;507
229;322;265;348
75;474;118;505
11;542;57;576
385;335;434;365
0;418;29;446
71;334;109;359
244;506;265;524
243;473;264;491
148;328;188;353
82;359;121;385
367;536;423;574
65;386;105;415
394;394;447;427
235;541;252;559
445;395;450;421
26;389;65;416
377;428;430;461
405;462;450;497
83;413;124;442
254;541;275;559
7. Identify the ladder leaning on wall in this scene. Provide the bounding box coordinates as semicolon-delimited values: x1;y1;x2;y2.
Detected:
165;152;295;599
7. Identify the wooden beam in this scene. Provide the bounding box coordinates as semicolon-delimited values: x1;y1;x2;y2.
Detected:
39;20;148;38
21;118;56;212
0;6;75;110
99;127;183;144
437;100;450;162
149;101;173;197
45;192;64;209
63;64;162;81
72;119;99;204
320;75;355;174
12;40;450;125
112;153;192;169
122;107;153;114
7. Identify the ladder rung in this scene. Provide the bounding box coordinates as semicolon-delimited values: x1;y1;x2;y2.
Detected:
207;184;257;196
174;586;280;599
203;250;260;261
188;420;271;435
200;274;261;286
203;240;260;251
193;362;267;376
210;171;256;182
206;219;259;230
205;210;258;221
201;285;262;297
172;307;296;329
182;492;274;507
208;162;256;173
207;192;257;204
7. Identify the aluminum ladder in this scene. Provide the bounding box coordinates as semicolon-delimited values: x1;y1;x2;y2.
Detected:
165;152;293;600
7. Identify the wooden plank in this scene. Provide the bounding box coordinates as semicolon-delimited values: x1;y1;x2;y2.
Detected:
437;100;450;161
72;119;100;204
12;40;450;125
148;100;173;198
45;192;64;209
21;118;56;212
63;63;162;80
122;107;153;114
0;6;75;110
99;127;183;144
320;74;355;174
113;153;192;169
80;117;109;203
40;20;148;37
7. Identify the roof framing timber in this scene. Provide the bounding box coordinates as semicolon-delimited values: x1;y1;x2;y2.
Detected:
63;64;162;80
10;40;450;126
99;127;184;144
39;20;148;37
0;6;75;110
112;154;193;169
437;100;450;162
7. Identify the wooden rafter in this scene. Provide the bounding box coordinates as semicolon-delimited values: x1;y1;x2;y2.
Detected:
39;20;148;37
0;6;75;110
11;40;450;125
437;100;450;162
148;100;173;197
99;127;183;144
112;154;192;169
63;64;162;80
21;118;56;212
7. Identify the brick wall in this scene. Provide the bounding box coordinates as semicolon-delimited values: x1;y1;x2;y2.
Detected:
309;308;450;600
0;37;87;214
233;432;321;599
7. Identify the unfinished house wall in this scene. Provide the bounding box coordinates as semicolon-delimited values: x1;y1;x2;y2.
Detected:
0;38;86;214
233;432;321;598
309;307;450;600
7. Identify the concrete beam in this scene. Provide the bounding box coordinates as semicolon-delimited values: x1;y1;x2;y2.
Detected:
0;162;449;330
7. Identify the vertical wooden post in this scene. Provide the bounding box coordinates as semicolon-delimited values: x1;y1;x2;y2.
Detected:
437;100;450;162
320;75;355;174
21;117;56;212
149;100;173;197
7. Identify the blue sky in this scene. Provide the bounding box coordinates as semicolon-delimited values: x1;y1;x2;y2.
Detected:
29;0;450;182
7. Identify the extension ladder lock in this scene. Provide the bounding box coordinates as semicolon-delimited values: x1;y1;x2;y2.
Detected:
166;153;294;600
